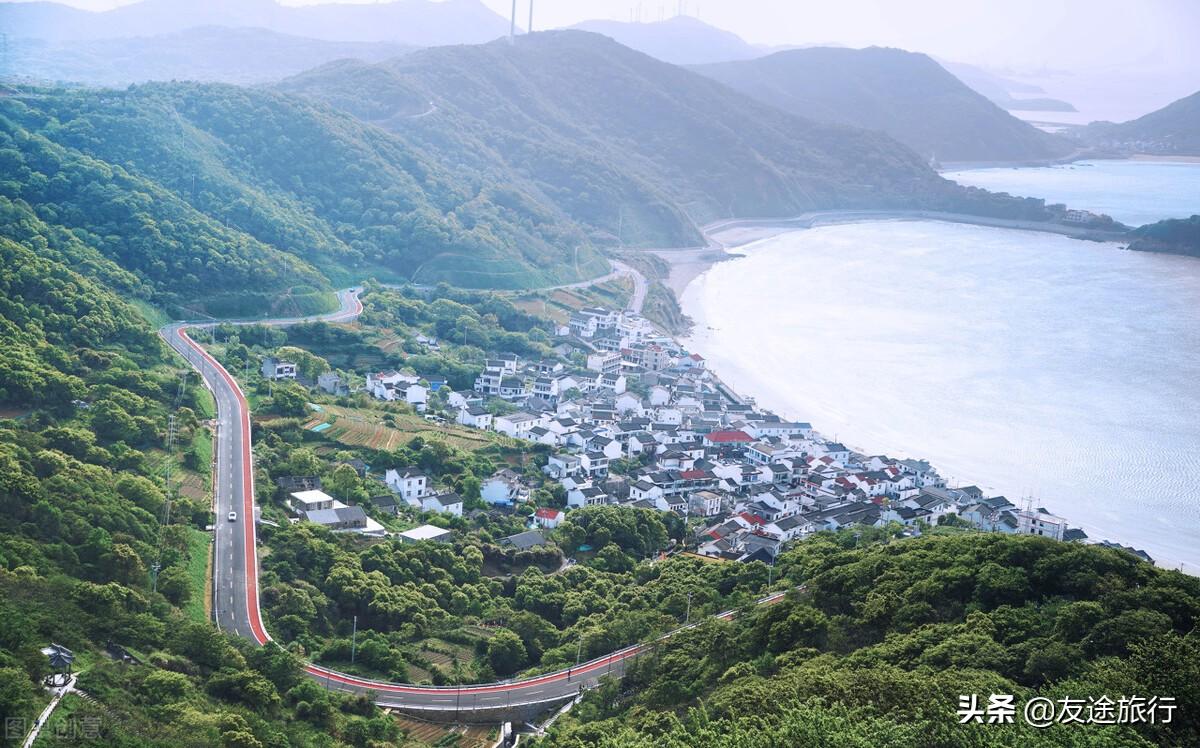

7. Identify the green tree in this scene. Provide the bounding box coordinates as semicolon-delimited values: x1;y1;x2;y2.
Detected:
487;629;528;676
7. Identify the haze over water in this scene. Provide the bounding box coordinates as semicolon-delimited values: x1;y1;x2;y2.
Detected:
682;219;1200;569
943;159;1200;227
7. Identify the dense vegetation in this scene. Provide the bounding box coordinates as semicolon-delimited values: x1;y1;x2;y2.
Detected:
252;499;762;685
693;47;1074;163
537;531;1200;747
0;235;445;746
0;81;607;309
277;31;987;247
1127;214;1200;257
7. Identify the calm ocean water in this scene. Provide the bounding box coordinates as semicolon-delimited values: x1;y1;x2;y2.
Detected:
943;159;1200;226
682;219;1200;569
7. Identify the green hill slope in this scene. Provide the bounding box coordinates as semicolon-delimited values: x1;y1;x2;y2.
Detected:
1085;89;1200;156
694;47;1075;164
1;83;607;307
537;531;1200;748
277;31;964;248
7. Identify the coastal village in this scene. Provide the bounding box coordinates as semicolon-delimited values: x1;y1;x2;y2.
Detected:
268;302;1154;567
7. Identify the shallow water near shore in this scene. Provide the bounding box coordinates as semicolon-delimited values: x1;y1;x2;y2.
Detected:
681;220;1200;569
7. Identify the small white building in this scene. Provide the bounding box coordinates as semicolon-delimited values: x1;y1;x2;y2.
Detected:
1017;507;1068;541
289;489;334;513
262;357;297;380
534;507;564;529
398;524;453;544
495;412;542;439
457;406;494;430
385;468;431;504
481;469;528;507
421;492;464;517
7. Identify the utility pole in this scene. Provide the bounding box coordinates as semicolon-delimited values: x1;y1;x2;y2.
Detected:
350;615;358;665
527;0;534;34
509;0;517;40
685;591;693;625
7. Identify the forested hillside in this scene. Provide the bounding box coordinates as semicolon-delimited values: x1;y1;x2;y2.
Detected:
0;83;608;308
694;47;1074;164
1084;89;1200;156
0;236;422;746
1127;214;1200;257
277;31;971;247
537;532;1200;747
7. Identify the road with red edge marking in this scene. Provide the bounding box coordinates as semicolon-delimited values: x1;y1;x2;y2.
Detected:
160;287;792;713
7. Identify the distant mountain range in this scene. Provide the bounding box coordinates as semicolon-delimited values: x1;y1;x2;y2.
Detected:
275;31;971;247
693;47;1075;164
4;26;414;86
0;0;510;45
1082;89;1200;156
937;60;1077;113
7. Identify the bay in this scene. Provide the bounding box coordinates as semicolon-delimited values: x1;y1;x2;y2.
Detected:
681;220;1200;569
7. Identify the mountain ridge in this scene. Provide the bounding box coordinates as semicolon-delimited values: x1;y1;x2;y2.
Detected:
0;0;511;45
692;46;1075;163
276;31;976;248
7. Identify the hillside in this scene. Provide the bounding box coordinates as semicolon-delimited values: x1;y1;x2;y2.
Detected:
0;0;510;45
4;27;414;87
568;16;763;65
1127;214;1200;257
0;83;606;308
277;31;966;248
1084;89;1200;156
694;47;1075;163
0;234;409;747
535;531;1200;747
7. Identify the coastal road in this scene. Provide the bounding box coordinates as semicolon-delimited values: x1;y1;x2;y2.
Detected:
160;286;783;718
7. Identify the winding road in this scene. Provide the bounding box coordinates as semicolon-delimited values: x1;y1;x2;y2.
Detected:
159;286;781;720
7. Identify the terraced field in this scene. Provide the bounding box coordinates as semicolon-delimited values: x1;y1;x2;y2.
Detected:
388;714;497;747
302;404;507;453
510;276;634;324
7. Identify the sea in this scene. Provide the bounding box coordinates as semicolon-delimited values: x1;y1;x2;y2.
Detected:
943;159;1200;227
680;161;1200;569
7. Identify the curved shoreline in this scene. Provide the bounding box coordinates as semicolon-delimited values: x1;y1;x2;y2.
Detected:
651;209;1128;298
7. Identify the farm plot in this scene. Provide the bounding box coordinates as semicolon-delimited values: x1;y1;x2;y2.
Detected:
304;404;505;453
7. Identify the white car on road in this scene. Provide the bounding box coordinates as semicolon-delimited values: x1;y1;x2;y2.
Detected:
228;511;237;522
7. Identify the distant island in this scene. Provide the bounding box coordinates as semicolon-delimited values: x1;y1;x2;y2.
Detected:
1127;215;1200;257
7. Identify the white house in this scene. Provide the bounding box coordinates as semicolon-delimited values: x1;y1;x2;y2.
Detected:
481;469;528;507
421;491;464;517
534;507;564;529
288;489;334;514
495;412;542;439
385;468;431;504
568;484;609;508
598;373;627;394
586;351;622;374
261;357;297;380
1017;507;1068;541
457;405;494;430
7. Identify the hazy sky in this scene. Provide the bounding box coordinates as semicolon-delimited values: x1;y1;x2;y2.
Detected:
37;0;1200;75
